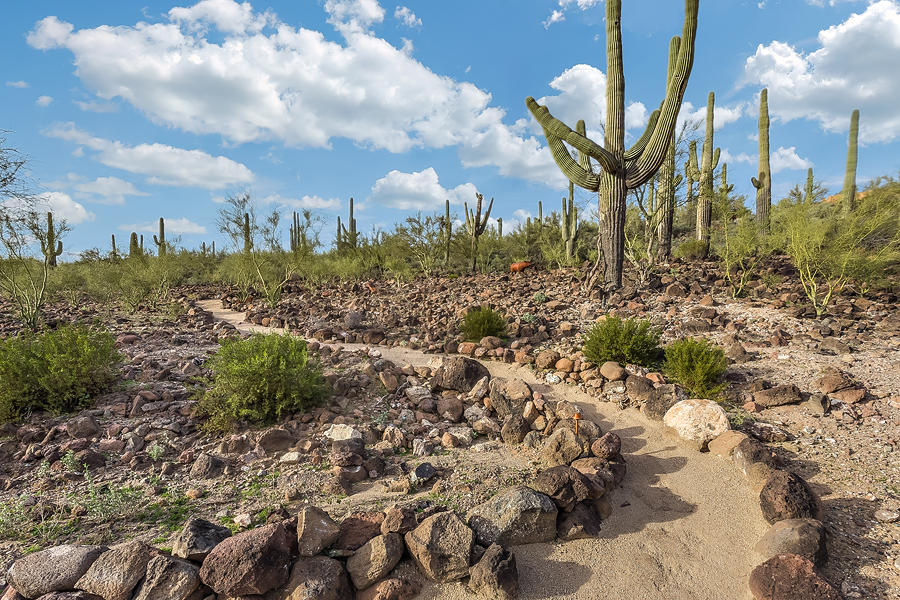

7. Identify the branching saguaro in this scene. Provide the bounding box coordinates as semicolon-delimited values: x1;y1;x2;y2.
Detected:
752;88;771;234
842;109;860;214
527;0;698;290
464;192;493;273
337;197;358;251
688;91;720;250
152;217;166;257
40;212;63;267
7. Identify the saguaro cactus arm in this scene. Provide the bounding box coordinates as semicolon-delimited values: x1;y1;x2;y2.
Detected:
152;217;166;256
842;109;860;213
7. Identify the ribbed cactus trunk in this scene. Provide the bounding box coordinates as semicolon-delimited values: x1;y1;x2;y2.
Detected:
804;167;814;205
562;180;578;263
656;45;680;259
464;192;493;273
527;0;698;288
243;213;252;254
41;212;63;267
153;217;166;257
752;88;771;234
842;109;859;215
129;232;140;258
690;92;720;251
111;234;117;258
443;199;452;266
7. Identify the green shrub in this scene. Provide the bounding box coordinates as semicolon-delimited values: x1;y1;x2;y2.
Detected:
663;337;728;399
675;239;709;260
197;333;328;430
0;324;120;422
581;315;661;368
459;306;506;341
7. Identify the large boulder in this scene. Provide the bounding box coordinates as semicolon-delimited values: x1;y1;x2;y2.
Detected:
257;428;296;453
431;357;490;393
663;399;730;451
754;519;828;566
333;511;385;552
404;512;474;583
500;414;531;445
380;505;418;536
66;417;100;440
467;486;558;546
7;545;107;599
640;384;687;421
540;428;584;467
748;554;841;600
467;544;519;600
531;466;592;512
345;533;405;590
268;556;353;600
759;471;822;524
74;541;150;600
171;518;232;562
489;379;534;420
131;556;200;600
297;506;341;556
199;523;291;596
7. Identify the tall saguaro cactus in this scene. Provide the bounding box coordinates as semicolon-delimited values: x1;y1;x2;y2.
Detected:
526;0;698;289
657;37;682;259
688;91;721;249
443;199;452;266
842;109;860;214
562;181;578;264
152;217;166;257
289;211;307;255
110;234;118;259
336;197;359;251
804;167;815;205
242;212;253;254
751;88;771;233
129;232;141;258
40;212;63;267
464;192;493;273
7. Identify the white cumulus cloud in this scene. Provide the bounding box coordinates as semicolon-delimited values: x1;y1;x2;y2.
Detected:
6;81;28;88
544;0;602;27
26;0;559;187
771;146;814;174
369;167;478;211
742;0;900;142
119;218;207;235
261;193;341;210
73;176;150;205
44;123;255;189
394;6;421;27
35;192;95;224
36;96;53;107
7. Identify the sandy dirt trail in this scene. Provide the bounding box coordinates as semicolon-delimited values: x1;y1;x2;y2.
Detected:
197;300;768;599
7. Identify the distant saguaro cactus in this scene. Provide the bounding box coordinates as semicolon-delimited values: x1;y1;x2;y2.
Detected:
40;212;63;267
336;198;358;251
129;232;141;258
443;199;452;266
464;192;493;273
751;88;772;234
688;91;721;251
562;181;578;264
243;212;252;254
152;217;166;257
842;109;860;214
111;234;118;259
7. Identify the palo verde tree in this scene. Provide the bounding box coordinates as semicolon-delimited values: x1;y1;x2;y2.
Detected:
526;0;698;290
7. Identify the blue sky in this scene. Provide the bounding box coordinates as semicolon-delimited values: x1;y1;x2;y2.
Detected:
2;0;899;255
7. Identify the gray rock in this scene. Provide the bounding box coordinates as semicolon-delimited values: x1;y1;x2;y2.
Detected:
640;384;687;420
132;556;200;600
500;414;531;445
467;544;519;600
556;501;603;540
405;512;474;583
531;466;592;512
489;379;534;420
599;362;626;381
345;533;405;590
431;357;491;393
297;506;341;556
540;427;584;467
467;486;558;546
410;463;436;484
66;417;100;440
172;518;232;562
7;545;107;599
269;556;352;600
754;518;828;565
754;384;803;408
257;429;295;453
75;541;150;600
624;375;655;403
189;453;226;479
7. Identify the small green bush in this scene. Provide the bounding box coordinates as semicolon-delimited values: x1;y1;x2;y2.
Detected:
197;333;328;430
582;315;661;367
663;337;728;399
459;306;506;341
675;239;709;260
0;324;120;422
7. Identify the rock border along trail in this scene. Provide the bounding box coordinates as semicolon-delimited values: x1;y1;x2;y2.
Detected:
198;300;768;600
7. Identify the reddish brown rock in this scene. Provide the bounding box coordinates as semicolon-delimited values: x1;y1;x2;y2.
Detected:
748;554;841;600
355;578;422;600
198;523;291;596
759;471;822;524
333;511;385;552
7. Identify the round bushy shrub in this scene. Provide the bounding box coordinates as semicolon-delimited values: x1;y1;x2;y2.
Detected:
459;306;506;341
0;324;120;422
663;337;728;399
675;239;710;260
198;333;328;430
581;315;661;368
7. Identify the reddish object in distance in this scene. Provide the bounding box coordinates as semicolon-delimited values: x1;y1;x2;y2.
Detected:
510;262;533;274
